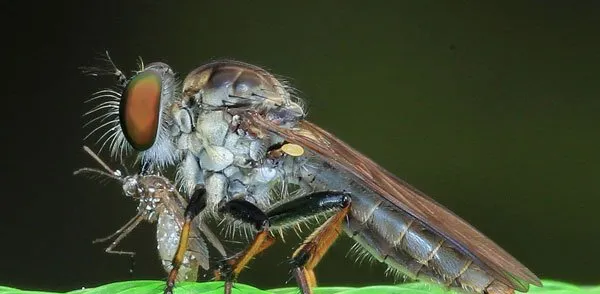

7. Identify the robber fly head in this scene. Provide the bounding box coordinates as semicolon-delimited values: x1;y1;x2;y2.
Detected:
181;60;306;125
84;54;180;168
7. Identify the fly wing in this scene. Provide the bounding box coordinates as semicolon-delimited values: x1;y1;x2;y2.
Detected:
243;112;541;291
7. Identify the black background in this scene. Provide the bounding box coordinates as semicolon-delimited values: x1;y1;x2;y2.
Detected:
2;1;599;292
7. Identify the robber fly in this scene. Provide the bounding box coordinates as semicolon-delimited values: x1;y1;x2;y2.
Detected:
83;55;541;294
74;146;226;282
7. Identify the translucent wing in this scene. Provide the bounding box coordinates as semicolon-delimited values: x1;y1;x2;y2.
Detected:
242;112;541;291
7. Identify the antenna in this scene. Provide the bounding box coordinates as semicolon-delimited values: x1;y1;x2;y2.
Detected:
73;145;123;181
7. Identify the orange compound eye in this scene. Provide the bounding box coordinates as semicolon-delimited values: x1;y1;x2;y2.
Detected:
119;71;162;151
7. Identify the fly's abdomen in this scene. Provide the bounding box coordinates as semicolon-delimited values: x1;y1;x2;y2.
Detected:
346;195;514;294
299;158;516;293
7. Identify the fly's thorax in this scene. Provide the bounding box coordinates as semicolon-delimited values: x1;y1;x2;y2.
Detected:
197;141;285;213
85;60;181;168
196;111;236;172
172;103;283;199
196;110;231;146
181;60;305;125
172;108;234;194
159;60;307;211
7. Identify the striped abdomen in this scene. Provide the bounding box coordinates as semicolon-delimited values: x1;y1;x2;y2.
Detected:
298;159;515;294
346;193;514;294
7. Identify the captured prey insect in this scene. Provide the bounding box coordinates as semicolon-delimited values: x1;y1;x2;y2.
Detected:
74;145;227;282
83;54;542;294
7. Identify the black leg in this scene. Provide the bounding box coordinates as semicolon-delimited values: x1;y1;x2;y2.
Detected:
216;191;351;294
217;199;275;294
266;191;351;228
164;186;207;294
268;191;351;294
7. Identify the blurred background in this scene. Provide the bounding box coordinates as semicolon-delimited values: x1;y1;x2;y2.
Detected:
2;1;599;292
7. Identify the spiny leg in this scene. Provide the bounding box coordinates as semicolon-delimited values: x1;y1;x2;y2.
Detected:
164;186;207;294
217;191;351;294
217;199;276;293
283;192;352;294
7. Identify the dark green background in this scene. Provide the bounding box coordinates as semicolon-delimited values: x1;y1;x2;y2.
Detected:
2;1;599;292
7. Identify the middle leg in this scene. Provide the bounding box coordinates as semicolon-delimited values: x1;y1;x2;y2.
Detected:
217;190;351;293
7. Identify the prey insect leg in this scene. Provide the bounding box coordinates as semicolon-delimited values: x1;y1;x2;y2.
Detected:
164;186;207;294
94;213;145;256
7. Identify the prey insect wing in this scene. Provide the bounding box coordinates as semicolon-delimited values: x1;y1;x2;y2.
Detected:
74;146;216;281
242;112;541;292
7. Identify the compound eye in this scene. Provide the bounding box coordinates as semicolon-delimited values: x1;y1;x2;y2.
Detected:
120;71;162;150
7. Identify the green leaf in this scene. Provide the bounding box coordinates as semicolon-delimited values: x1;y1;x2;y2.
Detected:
0;280;598;294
